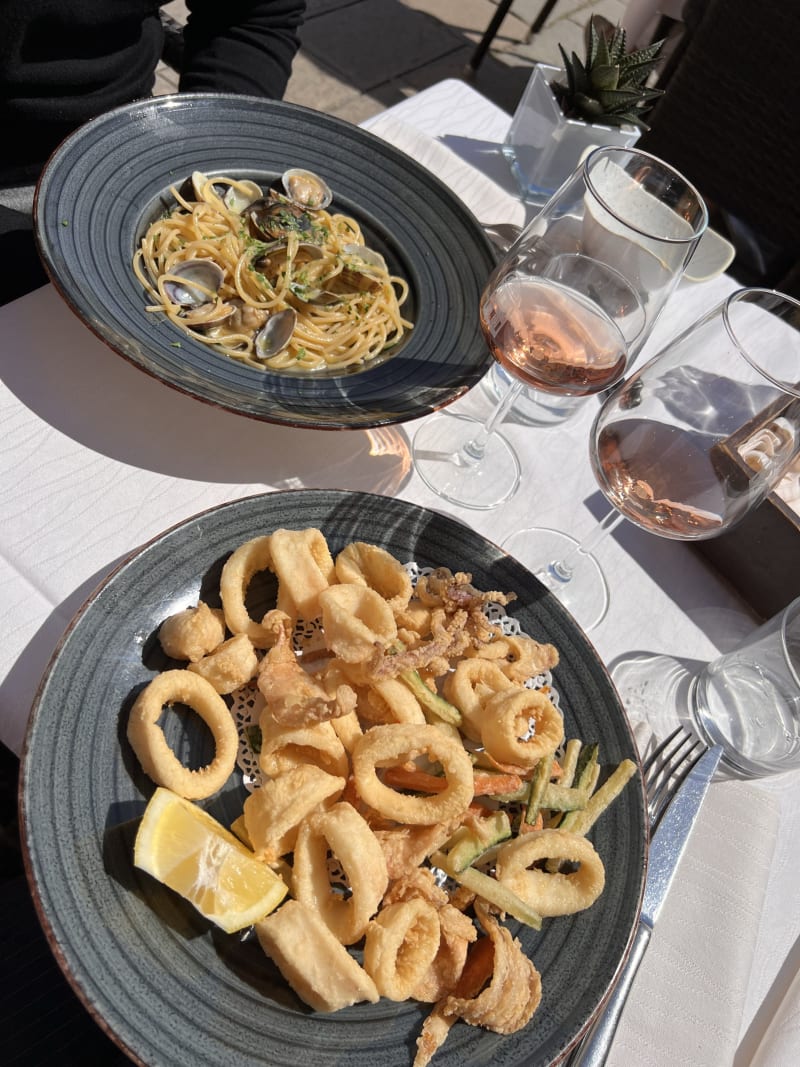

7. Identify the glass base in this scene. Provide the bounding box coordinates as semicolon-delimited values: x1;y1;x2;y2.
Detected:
503;527;610;632
610;652;696;735
412;412;521;510
608;652;736;775
482;363;586;427
688;670;800;779
610;651;787;780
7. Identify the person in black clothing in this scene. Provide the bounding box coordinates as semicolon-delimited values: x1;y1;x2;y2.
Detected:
1;6;306;1060
0;0;307;303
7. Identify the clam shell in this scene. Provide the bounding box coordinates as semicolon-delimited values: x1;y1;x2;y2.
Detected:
281;168;333;210
247;197;315;241
254;307;297;360
179;172;262;213
162;259;224;307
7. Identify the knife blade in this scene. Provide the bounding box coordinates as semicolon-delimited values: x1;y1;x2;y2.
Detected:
565;743;724;1067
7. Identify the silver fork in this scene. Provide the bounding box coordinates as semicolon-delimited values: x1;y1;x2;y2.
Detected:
642;725;709;835
564;725;714;1067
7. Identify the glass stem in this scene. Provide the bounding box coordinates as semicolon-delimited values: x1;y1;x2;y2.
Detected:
461;377;526;463
545;510;625;584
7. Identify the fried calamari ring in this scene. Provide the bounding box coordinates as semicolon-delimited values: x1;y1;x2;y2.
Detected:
258;717;350;779
442;659;515;743
329;709;364;753
220;535;277;647
382;868;477;1002
335;542;413;613
494;829;605;916
242;763;346;863
158;601;226;662
269;527;336;621
256;900;379;1012
480;688;564;768
187;633;259;694
126;669;237;799
292;802;389;945
364;898;441;1001
366;679;426;725
352;723;473;825
319;584;398;664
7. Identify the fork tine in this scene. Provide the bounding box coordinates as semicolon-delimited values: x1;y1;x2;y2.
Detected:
642;725;707;834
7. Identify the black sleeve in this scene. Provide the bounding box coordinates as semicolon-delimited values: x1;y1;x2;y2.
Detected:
179;0;306;100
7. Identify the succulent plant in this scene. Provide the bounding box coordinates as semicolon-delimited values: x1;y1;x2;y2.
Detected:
551;16;666;130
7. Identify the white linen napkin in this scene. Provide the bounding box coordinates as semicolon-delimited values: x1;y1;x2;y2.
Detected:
606;723;780;1066
748;964;800;1065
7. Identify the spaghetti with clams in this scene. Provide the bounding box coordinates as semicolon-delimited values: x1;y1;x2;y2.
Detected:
133;170;412;372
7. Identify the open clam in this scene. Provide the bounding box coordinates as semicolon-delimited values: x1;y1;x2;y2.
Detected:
340;243;387;292
279;168;332;210
247;197;317;242
251;240;325;281
181;171;263;212
218;179;263;213
254;307;298;361
205;300;268;339
161;260;236;327
288;282;344;305
162;259;225;308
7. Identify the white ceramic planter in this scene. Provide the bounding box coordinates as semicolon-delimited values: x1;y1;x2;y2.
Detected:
502;63;640;203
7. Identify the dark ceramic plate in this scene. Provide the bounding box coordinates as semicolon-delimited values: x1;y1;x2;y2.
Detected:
21;490;646;1067
34;94;495;430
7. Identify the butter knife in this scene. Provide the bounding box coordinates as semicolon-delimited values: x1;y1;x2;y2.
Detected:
566;743;724;1067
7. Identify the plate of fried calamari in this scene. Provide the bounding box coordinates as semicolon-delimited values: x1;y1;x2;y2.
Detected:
33;94;496;430
20;490;646;1067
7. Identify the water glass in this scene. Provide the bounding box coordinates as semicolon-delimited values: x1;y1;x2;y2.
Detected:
690;597;800;777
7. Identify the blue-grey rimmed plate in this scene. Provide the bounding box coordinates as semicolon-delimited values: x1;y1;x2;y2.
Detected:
20;490;646;1067
34;94;496;430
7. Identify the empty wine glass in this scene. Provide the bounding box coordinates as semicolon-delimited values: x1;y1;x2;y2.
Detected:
506;288;800;629
412;145;708;510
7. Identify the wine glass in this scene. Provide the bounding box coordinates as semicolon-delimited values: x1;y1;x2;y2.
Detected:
506;288;800;630
411;145;708;510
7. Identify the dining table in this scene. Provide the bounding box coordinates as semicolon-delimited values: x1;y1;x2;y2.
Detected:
1;77;798;1066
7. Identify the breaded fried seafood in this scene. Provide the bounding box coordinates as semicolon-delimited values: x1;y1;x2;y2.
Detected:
127;669;238;799
125;527;638;1067
158;601;226;662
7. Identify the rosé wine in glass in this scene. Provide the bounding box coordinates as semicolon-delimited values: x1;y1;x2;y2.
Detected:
480;276;628;397
411;145;708;512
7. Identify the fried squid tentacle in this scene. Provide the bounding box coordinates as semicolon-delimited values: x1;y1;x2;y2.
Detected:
413;906;542;1067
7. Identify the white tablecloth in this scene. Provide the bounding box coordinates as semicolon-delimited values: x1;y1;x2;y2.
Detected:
2;78;798;1064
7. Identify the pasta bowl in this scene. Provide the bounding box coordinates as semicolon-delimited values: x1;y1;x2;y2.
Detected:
20;489;646;1066
33;95;496;430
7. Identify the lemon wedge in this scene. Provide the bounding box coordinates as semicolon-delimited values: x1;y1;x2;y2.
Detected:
134;787;288;933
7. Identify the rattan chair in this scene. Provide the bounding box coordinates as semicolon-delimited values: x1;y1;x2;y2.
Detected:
639;0;800;292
